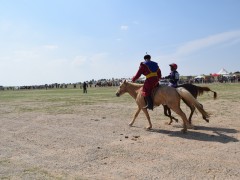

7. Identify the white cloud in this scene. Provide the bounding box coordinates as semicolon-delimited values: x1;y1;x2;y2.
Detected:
71;53;108;68
176;30;240;56
121;25;128;30
133;21;139;25
72;55;88;66
43;45;59;50
89;52;108;69
155;30;240;76
0;20;12;31
12;49;40;63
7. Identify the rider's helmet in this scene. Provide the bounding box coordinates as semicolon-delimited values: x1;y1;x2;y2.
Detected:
144;54;151;60
169;63;178;70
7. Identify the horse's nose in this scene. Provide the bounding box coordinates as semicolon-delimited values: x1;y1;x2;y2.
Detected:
116;92;120;97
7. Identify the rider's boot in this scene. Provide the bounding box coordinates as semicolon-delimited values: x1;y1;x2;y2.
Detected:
144;96;153;110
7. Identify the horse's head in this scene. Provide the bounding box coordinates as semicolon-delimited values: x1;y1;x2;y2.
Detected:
116;80;128;97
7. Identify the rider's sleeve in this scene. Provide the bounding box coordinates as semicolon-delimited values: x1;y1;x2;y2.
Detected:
164;74;171;79
157;68;162;79
132;63;144;82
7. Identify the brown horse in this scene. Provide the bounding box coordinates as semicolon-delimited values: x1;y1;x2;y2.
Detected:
115;80;209;133
164;84;217;125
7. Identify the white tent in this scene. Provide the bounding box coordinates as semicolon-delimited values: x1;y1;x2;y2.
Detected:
218;68;229;75
194;75;204;79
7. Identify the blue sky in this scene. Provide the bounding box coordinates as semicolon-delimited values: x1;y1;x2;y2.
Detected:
0;0;240;86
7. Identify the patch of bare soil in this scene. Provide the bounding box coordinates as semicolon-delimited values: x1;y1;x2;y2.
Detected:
0;99;240;179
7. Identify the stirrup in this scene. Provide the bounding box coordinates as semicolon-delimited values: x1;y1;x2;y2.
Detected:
143;104;153;110
143;104;148;109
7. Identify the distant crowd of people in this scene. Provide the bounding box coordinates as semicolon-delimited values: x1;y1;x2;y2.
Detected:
1;54;239;92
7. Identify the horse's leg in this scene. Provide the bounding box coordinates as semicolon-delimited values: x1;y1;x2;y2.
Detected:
170;105;191;133
163;105;173;125
167;107;179;123
141;108;152;130
188;108;195;124
186;100;209;123
200;103;209;122
129;108;141;126
182;99;195;124
163;105;178;125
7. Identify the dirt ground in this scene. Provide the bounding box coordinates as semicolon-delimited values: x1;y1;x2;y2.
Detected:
0;95;240;179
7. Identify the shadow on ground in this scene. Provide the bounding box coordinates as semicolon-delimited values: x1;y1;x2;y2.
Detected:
150;125;239;143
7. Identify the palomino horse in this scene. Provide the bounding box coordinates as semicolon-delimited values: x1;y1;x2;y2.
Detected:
164;84;217;125
116;80;209;133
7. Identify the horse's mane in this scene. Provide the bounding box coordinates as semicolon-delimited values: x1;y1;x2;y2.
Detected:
126;81;143;88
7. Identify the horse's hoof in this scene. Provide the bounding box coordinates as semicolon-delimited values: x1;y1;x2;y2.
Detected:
193;126;197;130
129;123;133;127
145;126;152;130
187;124;194;129
203;116;209;123
188;125;195;129
181;129;187;134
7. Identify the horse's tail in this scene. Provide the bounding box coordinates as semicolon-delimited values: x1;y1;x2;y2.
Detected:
176;87;210;118
196;86;217;99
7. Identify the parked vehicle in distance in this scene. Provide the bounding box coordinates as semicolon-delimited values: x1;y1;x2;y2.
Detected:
159;79;168;85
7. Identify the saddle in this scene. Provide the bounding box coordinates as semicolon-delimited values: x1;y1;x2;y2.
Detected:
151;84;162;99
143;84;162;109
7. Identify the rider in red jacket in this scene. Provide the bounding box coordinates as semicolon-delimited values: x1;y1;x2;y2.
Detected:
132;54;162;110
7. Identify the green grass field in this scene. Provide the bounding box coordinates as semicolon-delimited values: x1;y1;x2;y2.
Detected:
0;83;239;114
0;86;132;114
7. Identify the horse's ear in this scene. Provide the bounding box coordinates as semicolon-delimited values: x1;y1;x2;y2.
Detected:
123;79;127;83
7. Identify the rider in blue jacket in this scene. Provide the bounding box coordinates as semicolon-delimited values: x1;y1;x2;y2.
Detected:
165;63;179;87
